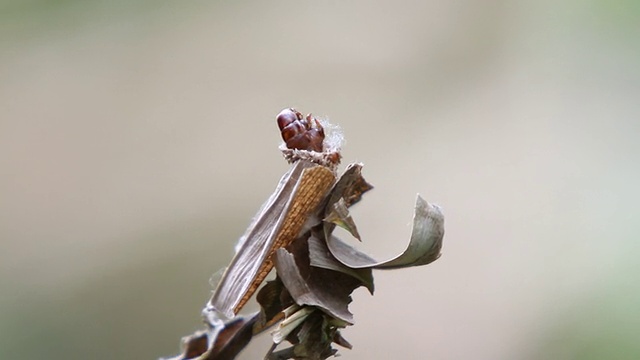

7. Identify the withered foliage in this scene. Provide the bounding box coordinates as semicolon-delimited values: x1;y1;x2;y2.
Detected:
163;109;444;360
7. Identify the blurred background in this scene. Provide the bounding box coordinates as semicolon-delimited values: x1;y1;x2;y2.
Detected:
1;0;639;359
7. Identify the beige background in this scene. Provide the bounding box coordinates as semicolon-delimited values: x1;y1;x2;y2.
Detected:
1;1;639;359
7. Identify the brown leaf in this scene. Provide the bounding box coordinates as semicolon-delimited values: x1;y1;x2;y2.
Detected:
325;195;444;269
323;198;361;241
273;236;363;324
307;234;374;294
255;279;292;334
207;315;258;360
163;313;258;360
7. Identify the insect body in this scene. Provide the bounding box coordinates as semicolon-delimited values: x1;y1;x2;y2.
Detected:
208;109;341;318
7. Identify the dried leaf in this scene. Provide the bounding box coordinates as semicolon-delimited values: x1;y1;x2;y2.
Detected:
326;195;444;269
255;279;290;333
163;313;258;360
332;331;352;349
207;315;257;360
291;312;341;359
307;235;374;294
265;309;347;360
332;163;374;208
166;330;208;360
273;237;362;324
323;198;361;240
322;163;372;245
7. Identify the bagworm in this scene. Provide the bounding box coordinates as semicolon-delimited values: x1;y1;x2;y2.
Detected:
208;109;343;318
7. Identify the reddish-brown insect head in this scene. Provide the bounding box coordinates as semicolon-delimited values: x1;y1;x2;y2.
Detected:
277;108;325;152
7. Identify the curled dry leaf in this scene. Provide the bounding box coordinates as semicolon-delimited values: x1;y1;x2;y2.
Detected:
323;195;444;270
307;234;374;294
